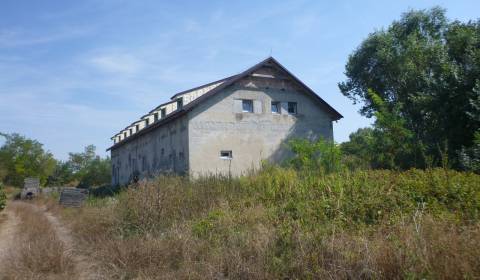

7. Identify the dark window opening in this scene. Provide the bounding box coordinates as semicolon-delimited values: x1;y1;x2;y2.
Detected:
161;108;166;118
154;112;159;122
220;150;233;159
129;128;133;135
242;100;253;113
177;98;183;109
271;101;280;114
145;118;149;126
142;156;146;171
288;102;297;114
123;132;127;138
135;124;139;132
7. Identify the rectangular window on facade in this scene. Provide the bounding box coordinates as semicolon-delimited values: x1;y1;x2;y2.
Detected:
154;112;159;122
145;118;149;126
161;108;166;118
129;128;133;135
135;124;139;132
123;132;127;138
271;101;280;114
220;150;233;159
177;98;183;109
242;100;253;113
288;102;297;114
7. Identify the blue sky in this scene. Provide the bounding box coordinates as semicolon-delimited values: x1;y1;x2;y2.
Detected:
0;0;478;160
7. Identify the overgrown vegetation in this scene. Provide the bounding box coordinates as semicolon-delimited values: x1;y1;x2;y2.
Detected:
63;167;480;279
0;182;6;211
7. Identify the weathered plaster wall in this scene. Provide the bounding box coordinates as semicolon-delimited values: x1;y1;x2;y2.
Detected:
111;115;189;186
187;69;334;177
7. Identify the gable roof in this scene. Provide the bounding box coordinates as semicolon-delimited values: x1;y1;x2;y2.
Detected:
108;57;343;151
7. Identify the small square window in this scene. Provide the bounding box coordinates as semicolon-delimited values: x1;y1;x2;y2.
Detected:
271;101;280;114
220;150;232;159
242;100;253;113
288;102;297;114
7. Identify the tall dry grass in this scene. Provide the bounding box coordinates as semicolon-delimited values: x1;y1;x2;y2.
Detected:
62;168;480;279
1;202;76;280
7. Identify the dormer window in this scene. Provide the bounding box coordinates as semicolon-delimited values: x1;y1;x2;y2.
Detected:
154;112;159;122
129;128;133;135
123;132;127;138
161;108;166;118
136;124;139;132
145;118;149;126
177;98;183;110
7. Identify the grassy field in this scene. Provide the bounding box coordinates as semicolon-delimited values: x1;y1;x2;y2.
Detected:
54;166;480;279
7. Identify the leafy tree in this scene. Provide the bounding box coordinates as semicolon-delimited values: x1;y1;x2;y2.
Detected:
459;130;480;173
339;7;480;168
66;145;111;187
0;182;6;210
341;127;375;169
68;144;96;174
46;161;74;187
78;156;111;187
0;132;56;186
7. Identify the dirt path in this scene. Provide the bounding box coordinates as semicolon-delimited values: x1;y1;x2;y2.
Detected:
42;207;96;280
0;206;19;269
0;201;96;279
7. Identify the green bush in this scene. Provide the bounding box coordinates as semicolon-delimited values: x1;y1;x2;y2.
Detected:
287;138;343;173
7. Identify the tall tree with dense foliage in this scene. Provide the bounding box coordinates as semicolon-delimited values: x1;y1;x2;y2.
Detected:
67;145;111;187
339;7;480;169
0;133;56;186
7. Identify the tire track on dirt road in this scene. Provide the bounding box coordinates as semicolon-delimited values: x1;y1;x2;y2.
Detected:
0;201;97;280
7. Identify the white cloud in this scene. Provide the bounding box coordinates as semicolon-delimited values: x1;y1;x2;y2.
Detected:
0;27;91;48
89;53;144;75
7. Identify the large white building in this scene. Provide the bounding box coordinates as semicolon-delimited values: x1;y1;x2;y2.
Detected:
108;57;342;185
